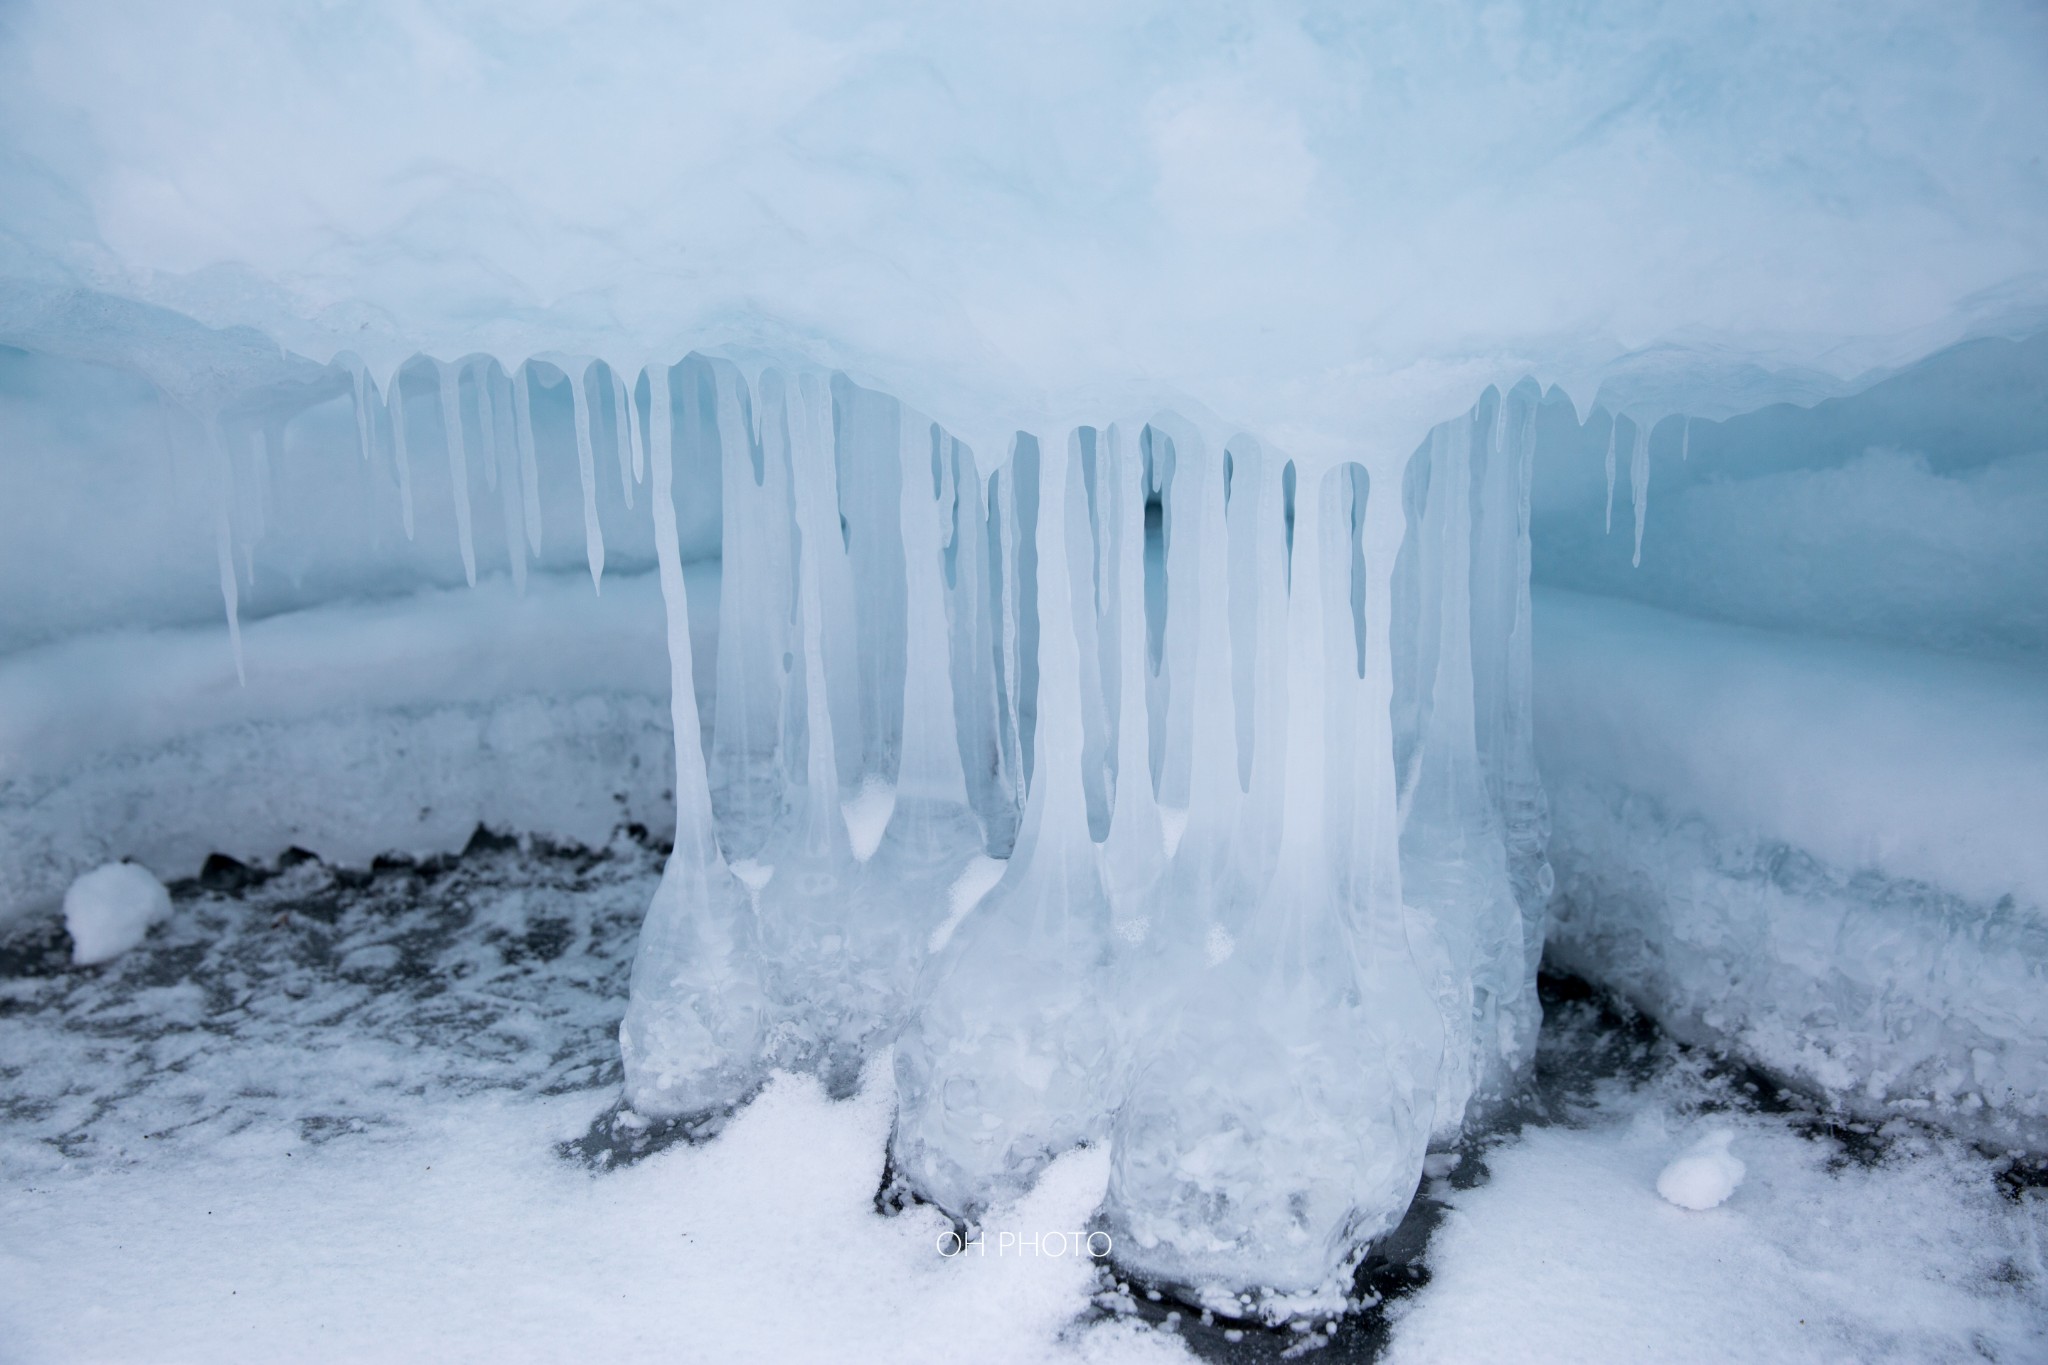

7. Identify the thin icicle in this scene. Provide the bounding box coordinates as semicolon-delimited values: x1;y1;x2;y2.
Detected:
611;368;637;510
390;369;417;541
627;370;646;485
1602;413;1617;535
488;364;528;595
204;417;246;686
349;362;374;465
568;361;606;592
476;360;499;494
1630;419;1650;569
512;364;543;557
247;425;272;548
648;369;716;863
619;359;772;1118
1680;416;1691;462
438;360;477;587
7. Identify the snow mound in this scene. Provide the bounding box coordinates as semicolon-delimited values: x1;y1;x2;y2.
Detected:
62;861;170;964
1655;1130;1745;1211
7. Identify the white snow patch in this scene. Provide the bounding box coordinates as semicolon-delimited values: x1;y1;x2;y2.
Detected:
0;1064;1190;1365
62;861;171;965
1656;1129;1746;1211
1384;1104;2047;1364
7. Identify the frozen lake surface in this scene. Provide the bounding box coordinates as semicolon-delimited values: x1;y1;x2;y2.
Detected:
2;839;2041;1363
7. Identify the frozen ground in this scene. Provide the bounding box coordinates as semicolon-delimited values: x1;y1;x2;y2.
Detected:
1;841;2041;1363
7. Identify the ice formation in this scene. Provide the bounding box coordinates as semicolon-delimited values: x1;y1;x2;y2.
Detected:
602;369;1552;1306
2;0;2045;1323
0;303;1549;1301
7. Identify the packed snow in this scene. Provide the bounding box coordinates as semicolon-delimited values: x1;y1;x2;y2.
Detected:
1655;1130;1745;1212
60;862;171;966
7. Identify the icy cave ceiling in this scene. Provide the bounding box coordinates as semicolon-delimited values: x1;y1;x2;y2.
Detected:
3;0;2047;462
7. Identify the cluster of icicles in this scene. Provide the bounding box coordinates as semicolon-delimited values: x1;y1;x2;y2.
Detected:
228;351;1554;1313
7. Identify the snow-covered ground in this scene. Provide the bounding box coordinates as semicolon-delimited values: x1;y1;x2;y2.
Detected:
3;843;2039;1363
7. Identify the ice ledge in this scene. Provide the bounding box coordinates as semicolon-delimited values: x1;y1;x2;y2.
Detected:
0;572;680;921
1535;587;2048;1149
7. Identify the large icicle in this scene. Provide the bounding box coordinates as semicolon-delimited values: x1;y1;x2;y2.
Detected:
619;361;771;1121
862;401;985;982
745;369;867;1084
1469;384;1552;996
1097;422;1166;930
706;360;796;861
891;428;1118;1224
1397;414;1532;1130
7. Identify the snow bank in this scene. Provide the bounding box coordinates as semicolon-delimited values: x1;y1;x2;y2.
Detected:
61;861;170;964
1535;587;2048;1149
0;571;685;921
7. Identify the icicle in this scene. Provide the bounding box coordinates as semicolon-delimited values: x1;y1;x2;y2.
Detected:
1630;419;1650;569
891;425;1119;1222
1099;422;1167;930
512;363;543;557
476;360;498;494
647;371;718;870
618;358;772;1119
348;362;374;465
488;363;528;595
438;359;477;587
611;366;637;511
389;368;417;541
626;368;646;486
1680;415;1691;462
568;360;606;592
247;425;272;548
1602;413;1617;535
204;416;246;686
